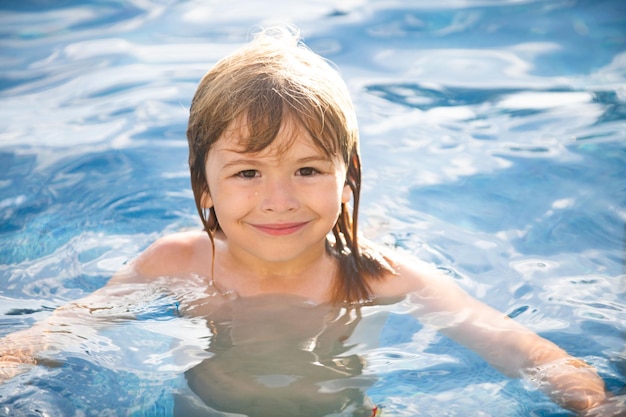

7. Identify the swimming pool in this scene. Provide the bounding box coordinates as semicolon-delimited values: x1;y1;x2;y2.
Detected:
0;0;624;416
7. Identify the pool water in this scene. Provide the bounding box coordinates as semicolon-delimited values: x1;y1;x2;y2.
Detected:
0;0;625;416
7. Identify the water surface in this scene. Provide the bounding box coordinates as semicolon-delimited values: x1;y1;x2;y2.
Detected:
0;0;625;416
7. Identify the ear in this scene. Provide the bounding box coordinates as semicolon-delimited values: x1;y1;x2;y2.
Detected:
201;189;213;209
341;182;352;204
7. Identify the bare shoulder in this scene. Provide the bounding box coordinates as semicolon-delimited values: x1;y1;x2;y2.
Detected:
369;246;504;325
128;230;213;281
367;245;460;300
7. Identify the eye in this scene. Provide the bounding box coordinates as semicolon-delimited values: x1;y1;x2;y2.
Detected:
297;167;320;176
236;169;259;179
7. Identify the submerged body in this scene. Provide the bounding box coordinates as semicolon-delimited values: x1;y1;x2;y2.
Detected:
176;294;378;417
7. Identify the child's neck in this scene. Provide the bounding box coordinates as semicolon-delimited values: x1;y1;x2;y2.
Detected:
214;237;336;302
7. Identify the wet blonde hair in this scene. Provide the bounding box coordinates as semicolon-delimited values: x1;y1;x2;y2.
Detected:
187;26;391;304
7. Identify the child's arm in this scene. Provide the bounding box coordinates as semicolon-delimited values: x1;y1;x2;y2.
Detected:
375;253;607;413
0;266;149;382
0;232;207;383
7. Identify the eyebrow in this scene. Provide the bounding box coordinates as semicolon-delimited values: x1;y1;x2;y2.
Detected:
220;154;332;170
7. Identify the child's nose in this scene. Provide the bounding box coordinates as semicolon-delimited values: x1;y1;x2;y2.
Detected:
260;177;300;213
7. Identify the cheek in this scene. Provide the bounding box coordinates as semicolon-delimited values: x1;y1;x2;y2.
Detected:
319;180;347;217
211;185;257;217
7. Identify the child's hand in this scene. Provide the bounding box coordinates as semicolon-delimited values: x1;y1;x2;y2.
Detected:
581;394;626;417
524;357;607;413
0;354;36;384
0;326;49;384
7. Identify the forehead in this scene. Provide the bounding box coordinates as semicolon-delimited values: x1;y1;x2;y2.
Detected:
213;113;327;158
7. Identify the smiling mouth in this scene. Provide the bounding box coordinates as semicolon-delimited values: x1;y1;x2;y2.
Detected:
251;222;309;236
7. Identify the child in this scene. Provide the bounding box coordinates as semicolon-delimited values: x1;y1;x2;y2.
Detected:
0;26;614;416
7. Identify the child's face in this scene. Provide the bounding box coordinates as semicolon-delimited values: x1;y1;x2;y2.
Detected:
204;115;351;268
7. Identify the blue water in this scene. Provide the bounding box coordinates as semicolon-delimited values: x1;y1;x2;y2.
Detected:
0;0;625;416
